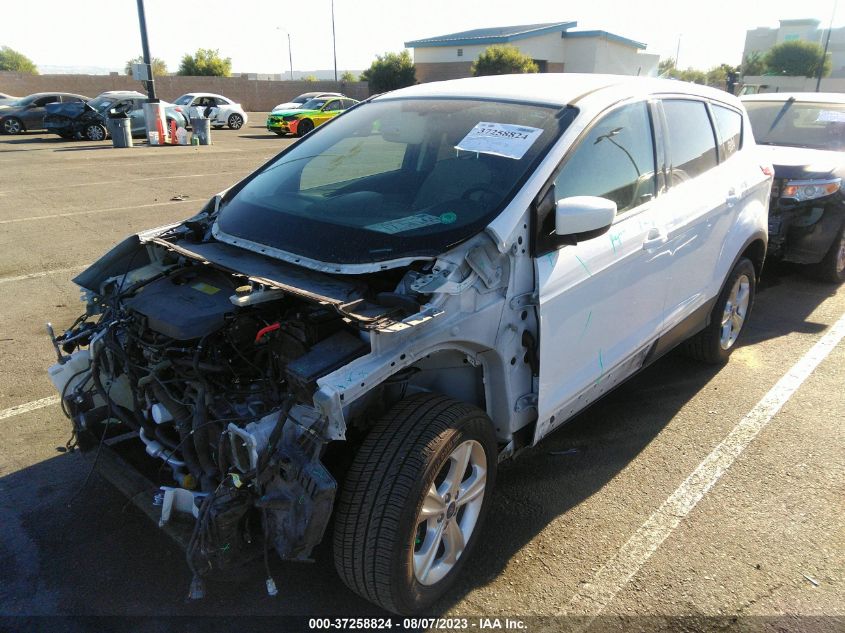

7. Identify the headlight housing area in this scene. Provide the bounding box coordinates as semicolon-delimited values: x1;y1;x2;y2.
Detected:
781;178;841;202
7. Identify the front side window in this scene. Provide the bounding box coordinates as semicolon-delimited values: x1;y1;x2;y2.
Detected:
711;105;742;160
554;101;656;214
663;100;718;183
217;98;570;264
323;100;342;112
744;100;845;152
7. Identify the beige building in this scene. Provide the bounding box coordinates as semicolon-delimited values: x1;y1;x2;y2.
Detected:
744;18;845;78
405;21;659;84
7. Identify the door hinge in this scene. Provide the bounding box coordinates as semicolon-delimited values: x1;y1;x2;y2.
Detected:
514;392;538;412
509;292;538;310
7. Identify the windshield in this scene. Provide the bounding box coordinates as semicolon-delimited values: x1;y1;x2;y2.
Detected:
173;95;194;105
745;100;845;151
293;95;312;104
217;97;571;265
300;98;328;111
87;96;117;112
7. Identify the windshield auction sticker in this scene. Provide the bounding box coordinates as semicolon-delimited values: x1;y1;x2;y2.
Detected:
366;213;443;234
455;122;543;160
816;110;845;123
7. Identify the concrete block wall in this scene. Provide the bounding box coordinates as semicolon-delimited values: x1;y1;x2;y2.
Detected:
0;72;369;111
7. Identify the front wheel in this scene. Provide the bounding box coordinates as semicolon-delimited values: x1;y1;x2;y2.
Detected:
683;257;756;364
808;225;845;283
227;113;244;129
296;118;313;137
84;123;107;141
333;393;497;614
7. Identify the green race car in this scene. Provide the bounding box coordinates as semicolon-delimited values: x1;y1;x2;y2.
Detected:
266;96;359;137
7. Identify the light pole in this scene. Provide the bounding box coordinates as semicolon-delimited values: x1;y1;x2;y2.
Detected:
816;0;838;92
277;27;293;80
331;0;338;82
135;0;157;101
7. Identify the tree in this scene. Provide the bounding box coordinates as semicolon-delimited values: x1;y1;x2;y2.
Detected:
303;74;318;83
471;44;538;76
658;58;676;77
177;48;232;76
0;46;38;74
360;50;416;93
764;41;830;78
705;63;739;87
340;70;357;82
125;56;168;77
742;52;765;76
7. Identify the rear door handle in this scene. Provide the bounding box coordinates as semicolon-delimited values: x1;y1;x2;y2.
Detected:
642;227;668;251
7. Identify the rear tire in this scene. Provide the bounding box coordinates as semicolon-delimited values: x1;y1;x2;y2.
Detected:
333;393;497;614
683;257;756;364
807;225;845;283
2;117;23;135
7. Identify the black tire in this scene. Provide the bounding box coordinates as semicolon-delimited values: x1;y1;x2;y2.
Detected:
683;257;756;364
273;130;285;136
333;392;497;614
84;123;107;142
227;113;244;129
2;117;24;135
296;118;314;137
807;225;845;283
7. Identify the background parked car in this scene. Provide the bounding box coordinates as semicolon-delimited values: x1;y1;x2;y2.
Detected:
270;91;344;113
44;91;187;141
266;96;358;136
742;93;845;282
171;93;247;130
0;92;89;135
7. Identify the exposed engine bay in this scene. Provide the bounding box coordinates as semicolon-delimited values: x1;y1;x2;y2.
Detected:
47;217;433;597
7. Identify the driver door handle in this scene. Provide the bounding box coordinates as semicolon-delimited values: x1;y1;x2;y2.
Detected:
642;227;668;251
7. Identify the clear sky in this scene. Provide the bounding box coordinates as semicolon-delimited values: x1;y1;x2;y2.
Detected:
2;0;842;74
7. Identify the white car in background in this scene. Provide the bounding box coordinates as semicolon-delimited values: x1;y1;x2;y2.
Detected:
271;91;344;113
172;92;248;129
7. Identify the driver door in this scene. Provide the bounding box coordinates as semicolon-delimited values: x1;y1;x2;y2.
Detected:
535;100;672;441
25;95;59;128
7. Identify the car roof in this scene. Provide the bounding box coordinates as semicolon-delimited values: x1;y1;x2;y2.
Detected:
375;73;741;108
22;92;88;99
741;92;845;104
95;91;147;99
181;92;231;100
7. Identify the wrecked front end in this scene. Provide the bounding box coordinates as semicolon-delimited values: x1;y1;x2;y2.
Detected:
43;101;101;139
47;213;428;597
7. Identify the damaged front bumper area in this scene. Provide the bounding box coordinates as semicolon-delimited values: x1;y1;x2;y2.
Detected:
46;221;416;596
769;179;845;264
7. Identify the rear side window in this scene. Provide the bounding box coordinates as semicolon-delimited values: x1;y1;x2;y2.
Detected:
554;101;656;214
711;105;742;160
663;100;718;182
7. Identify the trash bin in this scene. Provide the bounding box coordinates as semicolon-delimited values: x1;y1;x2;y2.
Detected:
107;110;133;148
190;117;211;146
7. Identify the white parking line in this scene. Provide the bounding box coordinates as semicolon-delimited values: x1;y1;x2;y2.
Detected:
0;396;61;421
0;173;222;195
563;310;845;625
0;265;86;285
0;199;188;225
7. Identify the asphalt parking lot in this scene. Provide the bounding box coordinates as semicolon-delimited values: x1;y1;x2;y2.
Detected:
0;118;842;632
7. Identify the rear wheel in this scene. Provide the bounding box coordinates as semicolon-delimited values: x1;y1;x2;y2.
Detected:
2;117;23;135
683;257;755;364
808;225;845;283
296;118;313;137
333;393;496;614
227;113;244;129
84;123;107;141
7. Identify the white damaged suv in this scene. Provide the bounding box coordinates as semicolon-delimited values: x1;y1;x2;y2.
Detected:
47;74;771;613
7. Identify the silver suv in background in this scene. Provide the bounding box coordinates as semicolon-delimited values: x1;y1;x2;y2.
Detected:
47;74;771;614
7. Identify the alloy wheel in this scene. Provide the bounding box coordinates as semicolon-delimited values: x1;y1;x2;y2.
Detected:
413;439;487;586
720;274;750;350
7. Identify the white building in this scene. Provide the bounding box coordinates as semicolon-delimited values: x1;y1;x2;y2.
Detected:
404;21;659;84
743;19;845;78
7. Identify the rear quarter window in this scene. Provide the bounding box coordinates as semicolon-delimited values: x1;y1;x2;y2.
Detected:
663;100;718;183
711;105;743;160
